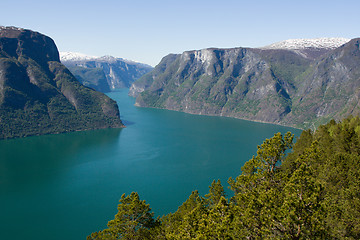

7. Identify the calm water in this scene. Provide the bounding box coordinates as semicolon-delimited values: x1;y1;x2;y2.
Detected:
0;89;301;240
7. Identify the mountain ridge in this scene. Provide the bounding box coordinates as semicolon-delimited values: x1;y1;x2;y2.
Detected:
60;51;151;66
260;37;351;59
261;37;351;50
61;52;153;92
130;37;360;129
0;26;124;139
60;51;98;61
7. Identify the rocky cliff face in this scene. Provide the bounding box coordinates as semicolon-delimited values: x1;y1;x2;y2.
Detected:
0;27;123;139
61;53;153;92
283;38;360;127
130;38;360;129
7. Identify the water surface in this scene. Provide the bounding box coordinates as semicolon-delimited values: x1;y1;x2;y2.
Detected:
0;89;301;239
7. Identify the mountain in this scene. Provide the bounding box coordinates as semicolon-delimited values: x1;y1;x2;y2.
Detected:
60;52;153;92
60;51;98;61
130;38;360;129
261;37;351;59
261;37;350;51
0;26;123;139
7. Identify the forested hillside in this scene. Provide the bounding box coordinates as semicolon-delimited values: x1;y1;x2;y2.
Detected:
0;27;123;139
130;38;360;130
88;116;360;239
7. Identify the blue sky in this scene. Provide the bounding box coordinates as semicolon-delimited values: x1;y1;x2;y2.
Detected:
1;0;359;66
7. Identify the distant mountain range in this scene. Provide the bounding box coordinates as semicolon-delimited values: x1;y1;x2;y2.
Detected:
130;37;360;129
0;27;123;139
60;52;153;92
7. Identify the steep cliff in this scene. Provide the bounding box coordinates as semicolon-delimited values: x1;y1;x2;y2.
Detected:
0;27;123;139
130;38;360;129
283;38;360;127
61;53;153;92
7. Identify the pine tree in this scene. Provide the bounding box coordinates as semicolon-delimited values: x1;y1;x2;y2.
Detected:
204;179;226;207
87;192;155;240
162;190;204;239
277;147;328;239
228;132;294;239
199;196;234;239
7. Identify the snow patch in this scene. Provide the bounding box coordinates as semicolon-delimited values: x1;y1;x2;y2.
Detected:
59;51;152;68
261;38;351;50
0;26;24;31
60;52;98;62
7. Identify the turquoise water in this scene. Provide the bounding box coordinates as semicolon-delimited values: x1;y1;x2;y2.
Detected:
0;89;301;239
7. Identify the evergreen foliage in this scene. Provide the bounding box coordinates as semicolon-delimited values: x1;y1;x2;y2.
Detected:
87;192;156;240
89;116;360;239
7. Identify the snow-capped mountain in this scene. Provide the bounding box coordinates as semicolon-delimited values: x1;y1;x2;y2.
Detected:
60;52;145;65
60;52;153;92
0;26;24;31
261;37;351;50
131;37;360;130
60;51;98;61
